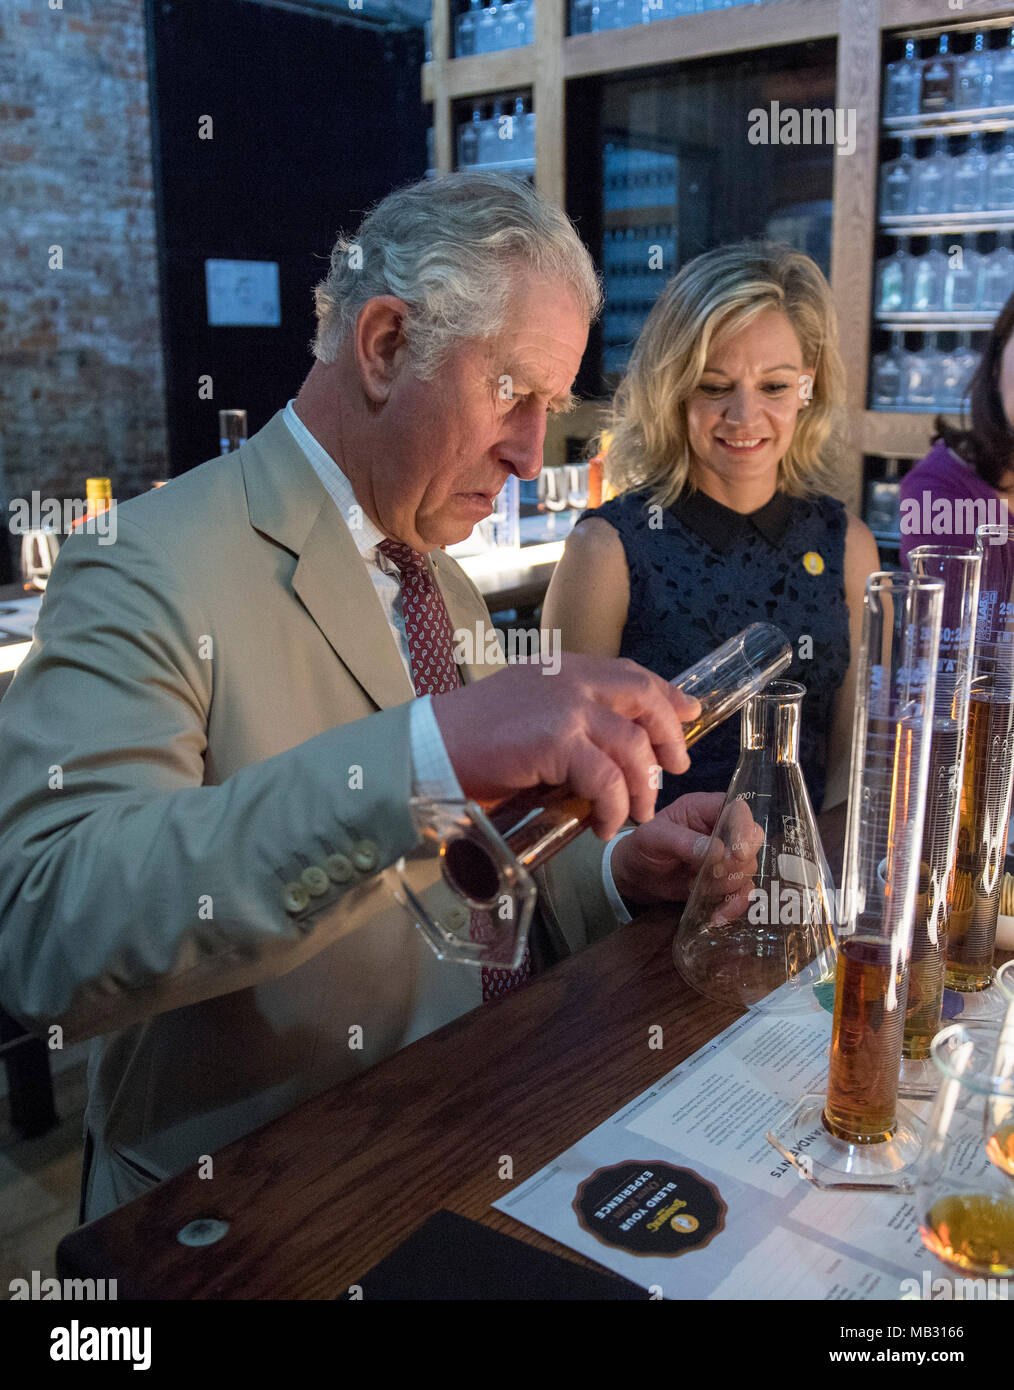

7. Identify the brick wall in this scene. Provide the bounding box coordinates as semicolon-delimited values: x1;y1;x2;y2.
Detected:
0;0;168;568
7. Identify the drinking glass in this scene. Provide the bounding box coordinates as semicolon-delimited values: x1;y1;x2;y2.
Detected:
916;1020;1014;1278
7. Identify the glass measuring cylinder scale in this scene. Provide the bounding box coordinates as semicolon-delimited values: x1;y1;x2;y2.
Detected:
948;524;1014;1017
767;572;943;1191
387;624;792;970
673;681;837;1015
900;548;981;1097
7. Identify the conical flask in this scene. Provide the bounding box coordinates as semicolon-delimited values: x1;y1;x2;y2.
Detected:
672;680;837;1015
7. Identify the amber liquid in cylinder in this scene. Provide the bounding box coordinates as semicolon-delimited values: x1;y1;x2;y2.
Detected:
921;1193;1014;1276
904;720;961;1059
949;690;1014;991
824;938;909;1143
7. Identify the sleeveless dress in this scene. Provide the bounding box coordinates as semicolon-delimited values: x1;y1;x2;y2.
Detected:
578;487;851;811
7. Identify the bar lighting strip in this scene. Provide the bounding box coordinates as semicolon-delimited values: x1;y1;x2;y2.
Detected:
458;540;565;578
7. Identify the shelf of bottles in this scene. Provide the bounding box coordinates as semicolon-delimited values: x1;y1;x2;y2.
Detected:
569;0;772;36
455;93;535;174
601;140;677;377
870;22;1014;417
451;0;534;57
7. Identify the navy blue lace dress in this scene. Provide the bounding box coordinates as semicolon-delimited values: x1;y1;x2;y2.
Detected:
578;487;851;811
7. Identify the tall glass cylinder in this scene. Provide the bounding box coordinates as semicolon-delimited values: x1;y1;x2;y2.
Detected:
948;524;1014;1012
767;571;943;1190
901;548;981;1095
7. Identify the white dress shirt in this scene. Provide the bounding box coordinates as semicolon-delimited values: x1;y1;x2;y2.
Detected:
281;398;632;923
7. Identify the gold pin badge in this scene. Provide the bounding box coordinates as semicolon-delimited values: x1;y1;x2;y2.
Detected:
802;551;824;576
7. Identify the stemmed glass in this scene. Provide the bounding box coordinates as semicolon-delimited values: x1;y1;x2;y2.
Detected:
538;467;570;535
567;463;590;512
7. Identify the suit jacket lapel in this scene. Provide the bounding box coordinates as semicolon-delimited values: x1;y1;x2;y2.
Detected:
241;411;416;710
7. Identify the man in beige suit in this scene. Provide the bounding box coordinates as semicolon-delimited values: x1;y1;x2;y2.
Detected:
0;174;738;1223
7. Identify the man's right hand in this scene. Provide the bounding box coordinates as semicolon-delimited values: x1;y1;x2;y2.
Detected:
431;654;700;841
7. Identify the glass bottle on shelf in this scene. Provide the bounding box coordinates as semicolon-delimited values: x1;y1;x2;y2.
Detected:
951;131;989;213
456;0;482;56
906;331;939;409
942;237;981;313
936;337;964;410
498;0;515;47
921;33;956;114
913;136;953;217
993;27;1014;109
871;330;910;409
571;0;592;31
866;457;903;537
986;132;1014;210
479;100;502;165
522;99;536;161
880;136;917;218
957;31;994;111
476;1;500;54
458;105;481;167
875;236;913;313
980;232;1014;310
885;39;923;119
508;95;525;158
911;235;946;311
953;330;980;407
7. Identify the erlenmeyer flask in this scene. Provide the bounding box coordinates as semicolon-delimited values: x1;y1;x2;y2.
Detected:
672;680;837;1015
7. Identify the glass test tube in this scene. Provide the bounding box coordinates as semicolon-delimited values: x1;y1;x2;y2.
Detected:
448;622;793;895
948;524;1014;1005
768;571;943;1190
901;548;980;1092
390;624;792;971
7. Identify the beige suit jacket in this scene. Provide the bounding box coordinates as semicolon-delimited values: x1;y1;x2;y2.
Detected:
0;410;618;1221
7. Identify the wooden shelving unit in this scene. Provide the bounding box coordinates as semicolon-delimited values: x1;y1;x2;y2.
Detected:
423;0;1014;504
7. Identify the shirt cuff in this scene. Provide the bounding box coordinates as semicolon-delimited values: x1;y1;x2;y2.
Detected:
601;827;637;925
409;694;464;802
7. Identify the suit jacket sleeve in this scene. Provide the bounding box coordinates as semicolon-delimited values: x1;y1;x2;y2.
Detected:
0;518;421;1044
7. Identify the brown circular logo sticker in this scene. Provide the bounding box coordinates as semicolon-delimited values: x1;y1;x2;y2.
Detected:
572;1160;726;1258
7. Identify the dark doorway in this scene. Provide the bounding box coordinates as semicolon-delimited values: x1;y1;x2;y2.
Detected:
147;0;426;473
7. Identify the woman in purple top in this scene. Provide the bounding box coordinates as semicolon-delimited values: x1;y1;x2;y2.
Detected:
899;290;1014;565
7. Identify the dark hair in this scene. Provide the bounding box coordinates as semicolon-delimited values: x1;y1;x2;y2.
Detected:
934;289;1014;488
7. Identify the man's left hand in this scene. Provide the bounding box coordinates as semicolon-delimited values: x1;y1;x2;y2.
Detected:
610;792;762;910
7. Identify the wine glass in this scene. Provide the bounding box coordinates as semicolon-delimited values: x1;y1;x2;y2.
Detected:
567;463;590;512
538;467;569;535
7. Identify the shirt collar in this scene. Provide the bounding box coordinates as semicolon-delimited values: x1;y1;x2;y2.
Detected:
670;488;794;548
281;398;387;558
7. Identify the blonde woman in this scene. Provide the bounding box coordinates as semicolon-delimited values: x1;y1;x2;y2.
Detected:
544;242;879;824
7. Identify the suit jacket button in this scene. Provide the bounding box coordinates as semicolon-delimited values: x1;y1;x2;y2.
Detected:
324;852;354;883
282;882;310;914
301;865;330;896
351;840;378;873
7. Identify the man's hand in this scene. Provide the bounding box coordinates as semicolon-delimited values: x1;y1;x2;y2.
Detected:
431;654;700;841
610;793;764;912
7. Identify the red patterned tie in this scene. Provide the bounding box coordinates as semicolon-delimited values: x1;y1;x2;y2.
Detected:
378;539;531;1001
